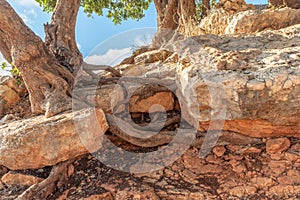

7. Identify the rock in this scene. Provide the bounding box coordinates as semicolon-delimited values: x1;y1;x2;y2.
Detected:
212;146;226;157
115;185;160;200
215;0;256;14
0;108;108;170
0;85;20;112
83;192;113;200
129;92;174;113
225;8;300;35
0;76;26;96
266;138;291;154
232;163;247;174
134;49;173;65
268;185;300;196
1;171;43;186
229;185;257;197
250;177;275;188
241;147;262;154
277;170;300;185
268;160;287;175
201;164;223;174
201;6;300;35
175;25;300;138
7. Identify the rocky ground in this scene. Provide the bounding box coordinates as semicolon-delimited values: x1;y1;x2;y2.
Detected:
1;135;300;199
1;1;300;199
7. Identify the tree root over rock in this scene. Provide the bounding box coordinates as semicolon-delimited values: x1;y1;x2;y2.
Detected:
16;158;76;200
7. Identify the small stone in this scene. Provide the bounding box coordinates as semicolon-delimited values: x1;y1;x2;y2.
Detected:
242;147;262;154
232;163;247;174
268;185;300;196
251;177;275;188
284;152;299;162
268;161;287;175
83;192;114;200
68;164;75;177
201;164;223;174
1;171;43;186
266;138;290;155
213;146;226;157
229;185;257;197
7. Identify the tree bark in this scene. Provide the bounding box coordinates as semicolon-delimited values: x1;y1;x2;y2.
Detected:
202;0;210;17
152;0;197;46
44;0;83;74
0;0;74;117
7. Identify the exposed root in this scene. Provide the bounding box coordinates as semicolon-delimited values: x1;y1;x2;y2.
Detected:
16;159;76;200
82;62;122;78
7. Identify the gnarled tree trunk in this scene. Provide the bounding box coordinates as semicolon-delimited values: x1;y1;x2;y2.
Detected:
152;0;197;46
44;0;83;74
202;0;210;17
0;0;74;117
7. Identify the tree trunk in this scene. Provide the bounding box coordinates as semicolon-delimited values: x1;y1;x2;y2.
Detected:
0;0;74;117
202;0;210;17
178;0;197;35
152;0;197;46
44;0;83;74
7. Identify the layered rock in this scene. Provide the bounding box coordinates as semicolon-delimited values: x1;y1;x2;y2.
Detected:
0;108;108;170
200;1;300;35
176;25;300;138
115;24;300;138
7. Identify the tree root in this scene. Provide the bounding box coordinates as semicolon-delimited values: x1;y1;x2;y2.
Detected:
16;159;76;200
106;114;262;148
82;62;122;78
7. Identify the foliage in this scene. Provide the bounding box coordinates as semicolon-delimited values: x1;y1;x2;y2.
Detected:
1;62;22;84
35;0;152;24
195;0;217;20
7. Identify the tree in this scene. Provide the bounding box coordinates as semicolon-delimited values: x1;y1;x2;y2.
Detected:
152;0;215;45
0;0;151;117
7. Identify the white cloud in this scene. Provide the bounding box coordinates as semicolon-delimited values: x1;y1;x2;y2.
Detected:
84;48;132;66
24;8;37;17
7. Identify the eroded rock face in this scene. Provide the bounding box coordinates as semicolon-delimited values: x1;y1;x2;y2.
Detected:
201;5;300;35
175;25;300;138
116;24;300;138
0;108;108;170
225;8;300;34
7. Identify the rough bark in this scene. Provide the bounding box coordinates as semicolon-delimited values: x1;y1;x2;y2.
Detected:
178;0;197;35
152;0;197;46
44;0;83;74
0;0;74;117
202;0;210;17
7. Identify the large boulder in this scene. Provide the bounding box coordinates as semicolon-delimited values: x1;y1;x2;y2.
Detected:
0;108;108;170
116;24;300;139
0;76;27;117
200;4;300;35
225;8;300;34
175;25;300;138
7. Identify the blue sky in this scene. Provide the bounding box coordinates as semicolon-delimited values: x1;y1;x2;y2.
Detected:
0;0;267;74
